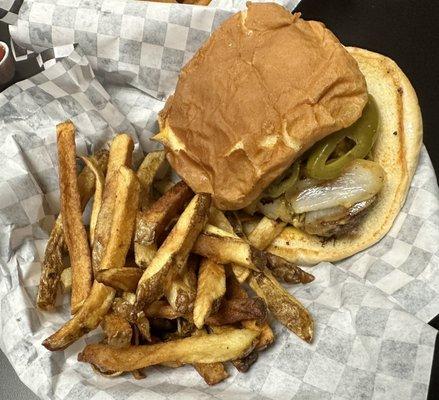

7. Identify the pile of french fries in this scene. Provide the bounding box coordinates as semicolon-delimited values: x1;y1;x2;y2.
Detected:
37;121;315;385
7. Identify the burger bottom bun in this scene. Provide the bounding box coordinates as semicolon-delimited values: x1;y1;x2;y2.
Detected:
266;47;423;265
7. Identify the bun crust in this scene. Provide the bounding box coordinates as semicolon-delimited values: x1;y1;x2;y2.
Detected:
157;2;367;210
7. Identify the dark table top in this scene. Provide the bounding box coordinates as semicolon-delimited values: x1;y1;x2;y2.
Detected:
0;0;438;399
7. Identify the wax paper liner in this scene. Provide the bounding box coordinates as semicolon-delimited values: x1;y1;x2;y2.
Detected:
0;0;438;399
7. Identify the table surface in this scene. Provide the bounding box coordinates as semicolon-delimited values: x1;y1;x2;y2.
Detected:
0;0;438;399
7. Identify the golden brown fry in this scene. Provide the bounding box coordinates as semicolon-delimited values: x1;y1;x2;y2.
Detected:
78;329;259;372
60;267;72;294
241;320;274;351
80;156;105;246
144;300;183;320
135;181;193;268
193;259;226;329
135;194;210;309
266;253;315;284
206;297;267;326
192;329;228;385
247;217;286;250
101;313;132;348
111;297;151;341
96;267;143;292
164;256;198;314
97;166;140;272
154;176;175;195
136;150;167;210
208;210;250;283
232;350;258;372
92;134;134;272
193;227;266;271
37;150;109;310
56;121;92;313
249;268;313;343
131;325;147;379
43;281;115;351
225;273;275;350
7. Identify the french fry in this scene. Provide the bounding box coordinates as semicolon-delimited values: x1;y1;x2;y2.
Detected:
164;256;198;314
92;134;134;272
135;181;193;268
208;209;250;283
78;329;259;372
80;156;105;246
101;313;132;348
136;150;167;210
247;217;286;250
266;253;315;284
56;121;93;314
249;268;313;343
131;325;146;379
144;300;183;320
226;273;275;350
206;297;267;326
37;149;108;310
192;329;229;385
60;267;72;294
112;297;151;341
135;194;210;309
232;350;258;372
96;267;143;292
96;166;140;272
193;259;226;329
43;281;116;351
193;227;266;271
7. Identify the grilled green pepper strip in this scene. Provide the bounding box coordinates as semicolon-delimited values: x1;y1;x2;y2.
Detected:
306;95;379;180
264;160;300;198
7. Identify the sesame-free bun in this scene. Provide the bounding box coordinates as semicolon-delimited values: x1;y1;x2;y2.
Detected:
266;47;423;264
156;2;368;210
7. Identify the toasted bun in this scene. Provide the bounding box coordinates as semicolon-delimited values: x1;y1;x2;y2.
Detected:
156;2;368;210
266;48;423;264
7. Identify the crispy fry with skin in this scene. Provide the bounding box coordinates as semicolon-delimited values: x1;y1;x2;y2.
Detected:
208;209;250;283
193;227;266;272
56;121;92;313
111;297;151;341
80;156;105;246
60;267;72;294
92;134;134;272
37;150;108;310
144;300;183;320
193;259;226;329
78;329;259;372
249;268;313;343
247;217;286;250
266;253;315;284
101;313;132;348
135;181;193;268
135;194;210;309
206;297;268;326
96;267;143;292
192;329;228;385
164;256;198;314
136;150;167;210
96;166;140;272
232;350;258;372
43;281;115;351
226;273;275;350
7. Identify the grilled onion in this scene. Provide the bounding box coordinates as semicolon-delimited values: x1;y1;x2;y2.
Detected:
287;159;384;214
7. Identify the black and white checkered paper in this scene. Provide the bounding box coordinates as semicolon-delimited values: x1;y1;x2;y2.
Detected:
0;0;438;399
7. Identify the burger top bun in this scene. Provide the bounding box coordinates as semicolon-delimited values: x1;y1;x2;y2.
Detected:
156;2;368;210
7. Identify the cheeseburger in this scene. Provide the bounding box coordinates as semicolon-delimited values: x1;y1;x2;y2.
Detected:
155;2;422;264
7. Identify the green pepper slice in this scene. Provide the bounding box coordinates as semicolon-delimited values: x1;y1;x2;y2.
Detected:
264;160;300;198
306;95;379;180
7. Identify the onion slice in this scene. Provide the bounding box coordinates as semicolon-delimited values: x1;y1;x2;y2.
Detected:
287;159;384;214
